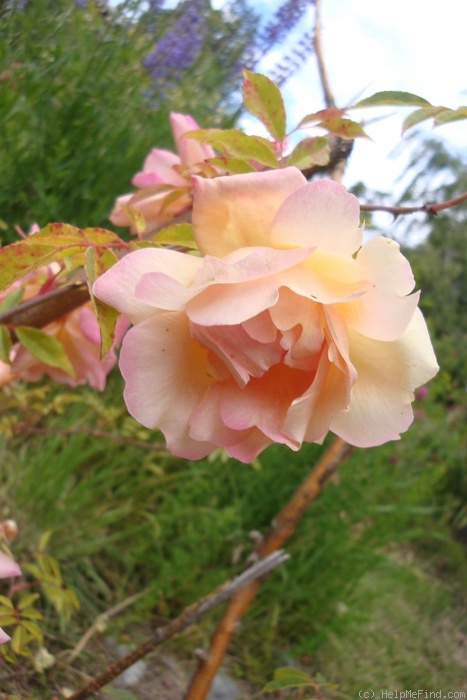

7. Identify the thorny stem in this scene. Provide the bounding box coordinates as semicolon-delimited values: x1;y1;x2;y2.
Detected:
184;436;353;700
66;551;290;700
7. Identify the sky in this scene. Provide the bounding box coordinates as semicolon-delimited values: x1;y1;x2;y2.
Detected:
242;0;466;197
145;0;464;235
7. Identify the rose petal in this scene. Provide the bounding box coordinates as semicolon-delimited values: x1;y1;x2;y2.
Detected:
78;305;101;345
191;321;283;388
109;194;133;227
131;148;186;188
0;551;21;579
170;112;215;165
277;252;371;304
242;310;278;344
94;249;202;324
119;312;215;459
330;308;439;446
270;179;363;256
270;288;325;368
219;363;311;446
0;628;10;644
187;278;280;327
341;236;419;340
283;353;352;444
192;167;307;256
187;247;313;327
188;383;273;462
126;187;192;235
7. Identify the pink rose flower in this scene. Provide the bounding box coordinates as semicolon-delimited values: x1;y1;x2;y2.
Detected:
0;551;21;644
0;264;126;390
94;168;439;463
110;112;215;235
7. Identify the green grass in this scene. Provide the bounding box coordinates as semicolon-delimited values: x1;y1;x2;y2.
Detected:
0;371;465;696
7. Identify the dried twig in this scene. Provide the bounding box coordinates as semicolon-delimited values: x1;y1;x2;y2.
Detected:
63;590;149;666
66;550;290;700
185;436;353;700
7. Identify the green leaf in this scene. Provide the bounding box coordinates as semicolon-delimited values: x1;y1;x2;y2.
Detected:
20;609;43;621
82;227;127;246
38;531;52;553
298;107;345;127
15;326;76;379
29;222;85;246
151;223;198;249
434;105;467;125
85;247;120;359
0;326;12;364
354;90;432;107
0;240;83;291
402;106;448;133
0;286;24;312
318;116;369;140
185;129;278;167
0;615;17;625
0;241;55;290
0;596;14;609
287;136;331;168
20;620;43;643
18;593;40;611
22;563;42;580
242;69;287;142
298;108;369;139
120;205;146;238
207;157;256;174
10;624;26;654
261;667;315;692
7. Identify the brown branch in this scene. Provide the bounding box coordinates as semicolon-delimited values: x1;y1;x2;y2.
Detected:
360;192;467;217
185;436;353;700
0;283;90;336
301;137;354;181
66;551;290;700
314;0;335;109
312;0;351;183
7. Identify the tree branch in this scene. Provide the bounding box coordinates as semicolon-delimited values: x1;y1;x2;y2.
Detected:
314;0;335;109
185;436;353;700
66;551;290;700
312;0;351;183
360;192;467;217
0;283;90;338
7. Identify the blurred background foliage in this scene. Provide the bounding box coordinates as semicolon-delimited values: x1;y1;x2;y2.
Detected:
0;0;466;696
0;0;258;236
